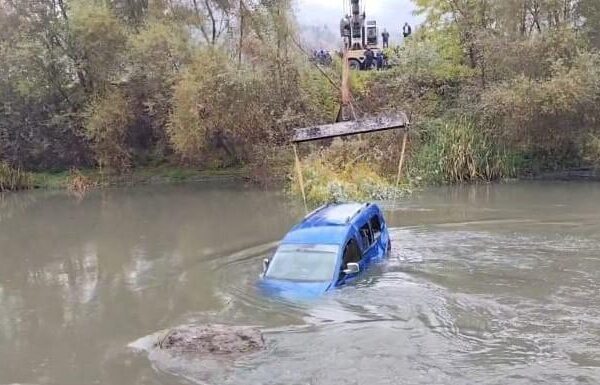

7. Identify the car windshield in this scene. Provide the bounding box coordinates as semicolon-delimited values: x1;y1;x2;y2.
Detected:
265;244;339;282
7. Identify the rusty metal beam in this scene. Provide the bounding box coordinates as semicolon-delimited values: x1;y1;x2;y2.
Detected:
292;113;409;143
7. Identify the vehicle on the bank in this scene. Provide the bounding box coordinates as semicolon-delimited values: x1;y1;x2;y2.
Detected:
259;203;391;297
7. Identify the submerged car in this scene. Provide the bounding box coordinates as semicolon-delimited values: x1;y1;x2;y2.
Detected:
259;203;391;297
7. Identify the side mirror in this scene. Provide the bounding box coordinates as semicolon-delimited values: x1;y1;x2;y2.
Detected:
343;263;360;275
262;258;270;274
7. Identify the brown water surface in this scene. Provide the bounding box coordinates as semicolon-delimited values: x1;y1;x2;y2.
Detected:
1;182;600;384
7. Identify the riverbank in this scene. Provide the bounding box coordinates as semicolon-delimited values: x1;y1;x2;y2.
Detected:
11;163;599;196
30;165;249;191
529;168;600;182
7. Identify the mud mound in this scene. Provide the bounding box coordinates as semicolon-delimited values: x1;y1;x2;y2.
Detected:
155;324;266;357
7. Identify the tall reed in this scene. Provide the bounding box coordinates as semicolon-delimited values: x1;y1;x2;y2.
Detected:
0;163;33;192
410;117;521;184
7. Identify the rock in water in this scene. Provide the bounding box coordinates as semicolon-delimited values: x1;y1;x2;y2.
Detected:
155;324;266;357
129;324;266;383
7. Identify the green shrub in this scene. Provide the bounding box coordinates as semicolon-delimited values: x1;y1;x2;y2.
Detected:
410;117;521;184
85;90;133;172
167;67;207;162
390;29;475;83
583;134;600;167
481;52;600;169
167;47;337;166
290;140;411;205
71;0;127;88
299;67;339;122
129;20;191;81
167;51;261;164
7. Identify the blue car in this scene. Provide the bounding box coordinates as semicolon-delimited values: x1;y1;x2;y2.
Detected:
260;203;391;297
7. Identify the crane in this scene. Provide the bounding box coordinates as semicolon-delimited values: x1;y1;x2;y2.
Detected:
340;0;380;70
290;0;408;212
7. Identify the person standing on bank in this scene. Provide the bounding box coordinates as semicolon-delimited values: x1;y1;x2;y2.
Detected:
382;29;390;48
363;47;375;70
403;22;412;38
376;51;384;70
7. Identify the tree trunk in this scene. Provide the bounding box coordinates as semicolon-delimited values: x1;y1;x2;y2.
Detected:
520;0;527;35
238;0;243;67
191;0;211;44
203;0;217;44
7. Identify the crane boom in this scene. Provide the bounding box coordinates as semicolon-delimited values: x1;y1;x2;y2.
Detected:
351;0;360;15
340;0;378;52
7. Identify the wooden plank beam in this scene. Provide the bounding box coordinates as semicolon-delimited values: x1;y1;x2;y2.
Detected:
292;113;409;143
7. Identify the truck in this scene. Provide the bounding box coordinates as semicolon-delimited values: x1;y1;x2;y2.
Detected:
339;0;380;70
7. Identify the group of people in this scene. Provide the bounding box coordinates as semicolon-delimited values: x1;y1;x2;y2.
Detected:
381;22;412;48
314;21;413;71
311;49;333;66
361;22;412;70
363;48;386;70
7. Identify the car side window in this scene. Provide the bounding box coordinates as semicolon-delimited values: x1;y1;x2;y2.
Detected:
359;222;374;250
370;215;382;240
342;238;361;266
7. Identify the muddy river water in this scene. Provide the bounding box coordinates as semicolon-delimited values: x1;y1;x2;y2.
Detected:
1;182;600;384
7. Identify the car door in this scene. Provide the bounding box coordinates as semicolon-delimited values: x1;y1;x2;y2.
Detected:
369;214;388;262
337;237;361;286
358;220;378;267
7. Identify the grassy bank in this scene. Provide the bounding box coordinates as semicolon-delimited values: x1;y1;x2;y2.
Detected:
30;166;248;191
407;118;522;184
288;139;413;206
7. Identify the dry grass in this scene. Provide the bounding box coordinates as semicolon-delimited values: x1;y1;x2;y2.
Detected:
289;141;411;205
409;118;521;184
0;163;33;192
66;168;97;198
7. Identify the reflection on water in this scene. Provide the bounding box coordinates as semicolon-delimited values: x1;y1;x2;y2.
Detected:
1;182;600;384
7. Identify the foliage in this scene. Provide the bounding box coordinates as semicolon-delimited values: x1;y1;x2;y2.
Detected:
85;90;133;171
168;44;339;166
168;51;277;165
129;20;191;81
300;68;339;122
67;168;96;198
292;157;409;206
71;0;128;91
0;0;330;173
581;0;600;48
290;140;411;205
481;52;600;169
2;0;600;196
353;0;600;186
0;163;33;192
409;118;521;184
391;28;474;83
167;60;211;163
583;134;600;167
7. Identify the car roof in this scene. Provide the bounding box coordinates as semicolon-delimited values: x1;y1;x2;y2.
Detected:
302;203;367;227
282;226;349;245
281;203;379;246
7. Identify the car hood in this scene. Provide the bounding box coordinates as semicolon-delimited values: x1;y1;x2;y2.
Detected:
258;278;332;299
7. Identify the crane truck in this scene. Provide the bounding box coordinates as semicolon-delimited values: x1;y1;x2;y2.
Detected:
340;0;380;70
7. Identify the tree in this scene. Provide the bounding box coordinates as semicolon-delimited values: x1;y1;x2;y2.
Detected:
580;0;600;48
0;0;340;172
85;89;132;171
110;0;149;24
70;1;127;92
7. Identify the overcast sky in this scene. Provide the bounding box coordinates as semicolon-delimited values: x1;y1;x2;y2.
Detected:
294;0;421;39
